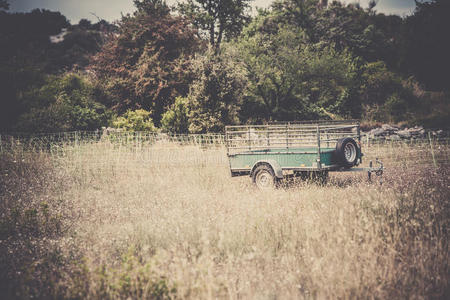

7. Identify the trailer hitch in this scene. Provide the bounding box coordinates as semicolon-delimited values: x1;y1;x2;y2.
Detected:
368;158;383;184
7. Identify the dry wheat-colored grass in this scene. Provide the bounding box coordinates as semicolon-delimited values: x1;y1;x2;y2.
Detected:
1;137;449;299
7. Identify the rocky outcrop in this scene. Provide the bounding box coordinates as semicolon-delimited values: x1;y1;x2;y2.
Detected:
363;125;445;140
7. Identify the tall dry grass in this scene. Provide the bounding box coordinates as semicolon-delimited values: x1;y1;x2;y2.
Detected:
1;136;449;299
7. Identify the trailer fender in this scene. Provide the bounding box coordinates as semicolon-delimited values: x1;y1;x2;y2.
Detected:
250;160;283;179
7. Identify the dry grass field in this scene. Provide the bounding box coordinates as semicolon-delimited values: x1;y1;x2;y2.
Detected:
1;134;449;299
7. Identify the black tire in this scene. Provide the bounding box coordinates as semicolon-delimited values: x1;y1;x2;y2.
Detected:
252;164;277;189
336;137;359;168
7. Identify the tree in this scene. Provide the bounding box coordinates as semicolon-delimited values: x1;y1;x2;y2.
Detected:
236;19;360;122
178;0;252;48
51;25;106;70
270;0;318;39
0;9;70;131
187;46;247;133
113;109;157;131
271;0;402;67
78;19;92;30
89;0;202;124
161;96;190;133
402;0;450;91
14;73;111;132
133;0;170;16
358;61;416;122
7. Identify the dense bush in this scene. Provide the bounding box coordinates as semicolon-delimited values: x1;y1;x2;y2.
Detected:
14;73;111;132
0;150;75;299
113;109;157;132
236;21;360;122
1;0;449;132
359;61;418;123
187;46;247;133
161;96;190;133
89;0;202;124
0;8;114;132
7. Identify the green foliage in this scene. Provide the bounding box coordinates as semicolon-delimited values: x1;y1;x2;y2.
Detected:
359;61;417;123
51;26;105;69
314;2;401;64
178;0;252;48
92;247;175;299
403;0;450;91
0;0;449;132
236;20;360;122
161;97;190;133
360;61;402;105
113;109;157;132
383;93;408;122
14;73;111;132
133;0;171;16
0;151;76;299
271;0;403;66
0;9;70;131
0;8;114;132
408;90;450;129
90;2;202;124
187;46;248;133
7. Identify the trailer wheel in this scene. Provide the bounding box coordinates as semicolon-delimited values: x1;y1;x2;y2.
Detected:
336;137;358;168
252;164;277;189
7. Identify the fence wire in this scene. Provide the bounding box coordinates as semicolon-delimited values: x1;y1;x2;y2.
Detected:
1;131;449;168
0;131;226;153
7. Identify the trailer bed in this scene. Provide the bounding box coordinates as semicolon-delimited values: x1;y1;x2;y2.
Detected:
225;121;382;187
228;147;339;173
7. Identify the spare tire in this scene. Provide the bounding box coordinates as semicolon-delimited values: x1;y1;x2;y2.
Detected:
335;137;358;168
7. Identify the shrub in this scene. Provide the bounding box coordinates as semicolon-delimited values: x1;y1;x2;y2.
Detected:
14;73;112;132
236;22;360;122
359;61;419;123
0;150;76;299
161;96;190;133
91;247;175;299
187;46;247;133
113;109;157;132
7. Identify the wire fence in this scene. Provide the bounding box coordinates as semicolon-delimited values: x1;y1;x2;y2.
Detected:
1;131;449;169
1;131;450;151
0;131;449;175
0;131;226;154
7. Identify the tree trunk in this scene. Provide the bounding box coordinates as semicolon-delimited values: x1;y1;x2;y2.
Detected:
216;23;224;49
209;21;215;47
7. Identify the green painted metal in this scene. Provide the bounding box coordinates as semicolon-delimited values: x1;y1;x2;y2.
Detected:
225;121;364;177
228;147;337;171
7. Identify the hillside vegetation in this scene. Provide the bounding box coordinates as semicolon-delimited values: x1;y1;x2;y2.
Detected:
1;0;449;133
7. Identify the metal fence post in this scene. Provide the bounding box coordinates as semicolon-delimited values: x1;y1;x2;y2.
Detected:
357;122;361;145
317;124;321;169
286;124;289;151
428;132;437;168
248;127;251;151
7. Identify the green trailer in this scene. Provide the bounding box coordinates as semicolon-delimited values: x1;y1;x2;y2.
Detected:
225;120;383;188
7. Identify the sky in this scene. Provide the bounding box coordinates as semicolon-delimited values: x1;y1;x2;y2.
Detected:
7;0;418;24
